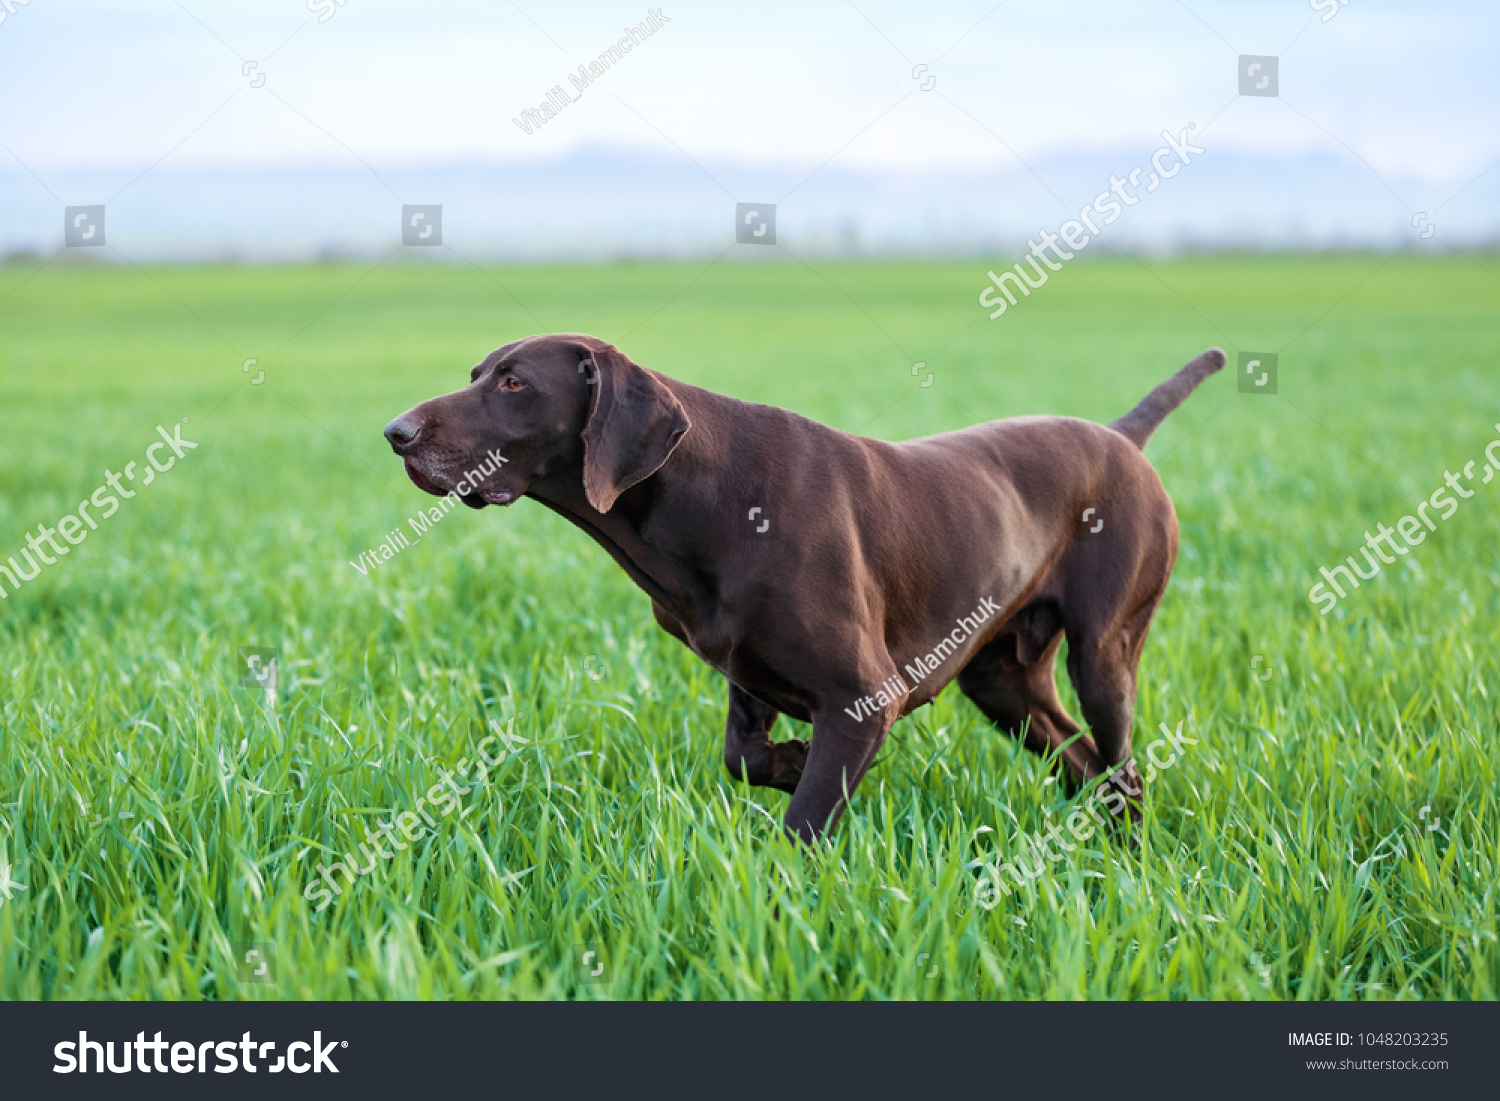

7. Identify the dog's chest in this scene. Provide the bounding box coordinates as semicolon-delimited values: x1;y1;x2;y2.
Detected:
679;618;735;675
673;613;782;690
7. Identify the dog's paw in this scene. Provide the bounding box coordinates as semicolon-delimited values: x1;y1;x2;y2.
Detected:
769;738;809;794
1100;763;1145;837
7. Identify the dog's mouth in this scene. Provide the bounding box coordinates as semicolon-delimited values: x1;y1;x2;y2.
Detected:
461;489;516;509
403;458;516;509
402;459;446;497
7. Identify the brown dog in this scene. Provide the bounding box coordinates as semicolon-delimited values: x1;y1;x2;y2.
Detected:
385;336;1224;841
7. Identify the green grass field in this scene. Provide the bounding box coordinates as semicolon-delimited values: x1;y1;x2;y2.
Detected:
0;253;1496;999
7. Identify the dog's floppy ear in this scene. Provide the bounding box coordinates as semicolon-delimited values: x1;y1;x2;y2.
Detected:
579;344;691;513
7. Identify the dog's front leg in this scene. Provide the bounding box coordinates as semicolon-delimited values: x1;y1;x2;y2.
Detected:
782;695;894;843
723;682;807;794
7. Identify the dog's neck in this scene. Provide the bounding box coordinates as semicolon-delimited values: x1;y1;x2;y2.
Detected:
525;384;750;627
526;480;695;614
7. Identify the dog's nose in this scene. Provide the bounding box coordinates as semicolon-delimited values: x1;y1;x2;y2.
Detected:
384;415;421;452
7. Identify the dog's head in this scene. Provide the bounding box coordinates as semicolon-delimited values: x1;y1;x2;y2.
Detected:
384;333;691;513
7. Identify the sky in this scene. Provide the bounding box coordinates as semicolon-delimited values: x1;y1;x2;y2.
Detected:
1;0;1496;257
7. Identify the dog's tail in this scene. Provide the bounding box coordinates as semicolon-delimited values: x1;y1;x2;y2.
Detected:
1109;348;1226;449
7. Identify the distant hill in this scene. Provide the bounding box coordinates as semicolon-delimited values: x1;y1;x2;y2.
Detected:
3;145;1495;261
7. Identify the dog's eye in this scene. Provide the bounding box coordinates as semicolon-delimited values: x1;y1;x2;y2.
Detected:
499;376;524;392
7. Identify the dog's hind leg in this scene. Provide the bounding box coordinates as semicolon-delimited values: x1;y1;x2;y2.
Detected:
957;604;1105;789
723;682;807;795
1062;584;1166;819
